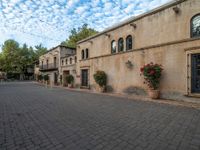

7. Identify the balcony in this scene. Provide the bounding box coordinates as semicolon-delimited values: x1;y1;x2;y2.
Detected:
39;63;58;71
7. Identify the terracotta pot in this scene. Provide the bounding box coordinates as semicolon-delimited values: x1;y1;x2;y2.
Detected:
148;89;160;99
96;85;106;93
68;83;73;88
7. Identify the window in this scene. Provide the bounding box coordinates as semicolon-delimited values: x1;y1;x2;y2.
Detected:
70;58;72;64
118;38;124;52
86;49;89;59
126;35;132;50
75;56;77;63
54;57;57;68
62;60;64;66
81;50;85;59
65;59;68;65
191;14;200;38
111;40;116;53
46;60;49;68
41;61;43;68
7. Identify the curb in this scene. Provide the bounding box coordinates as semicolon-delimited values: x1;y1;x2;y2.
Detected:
34;82;200;109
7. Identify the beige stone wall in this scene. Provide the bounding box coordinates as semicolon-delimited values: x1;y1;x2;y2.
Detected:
39;47;60;68
39;46;76;85
77;0;200;58
60;55;77;86
78;39;200;101
60;55;77;67
76;0;200;101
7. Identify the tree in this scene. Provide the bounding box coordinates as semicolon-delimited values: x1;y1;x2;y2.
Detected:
34;44;47;61
0;40;47;79
61;24;98;48
35;44;47;56
1;39;20;73
0;53;4;71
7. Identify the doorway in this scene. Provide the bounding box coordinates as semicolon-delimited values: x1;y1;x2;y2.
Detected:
81;69;88;87
191;53;200;93
54;73;58;84
63;70;70;86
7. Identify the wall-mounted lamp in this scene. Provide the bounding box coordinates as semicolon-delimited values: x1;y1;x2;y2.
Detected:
88;41;93;44
173;6;180;14
141;49;145;57
104;33;111;38
130;23;137;29
125;60;133;69
72;69;77;74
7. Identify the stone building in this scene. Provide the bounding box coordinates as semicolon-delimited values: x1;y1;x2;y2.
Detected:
39;45;76;85
60;51;77;86
76;0;200;102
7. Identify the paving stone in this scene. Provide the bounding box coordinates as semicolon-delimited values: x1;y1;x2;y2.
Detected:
0;82;200;150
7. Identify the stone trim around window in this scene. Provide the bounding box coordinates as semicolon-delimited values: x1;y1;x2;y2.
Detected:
186;48;200;97
80;37;200;62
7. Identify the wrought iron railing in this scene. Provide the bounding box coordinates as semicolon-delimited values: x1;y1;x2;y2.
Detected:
39;63;58;70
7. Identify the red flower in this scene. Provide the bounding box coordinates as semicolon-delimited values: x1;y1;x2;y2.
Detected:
149;70;155;75
140;67;144;72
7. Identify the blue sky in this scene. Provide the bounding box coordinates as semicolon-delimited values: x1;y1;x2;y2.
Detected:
0;0;172;50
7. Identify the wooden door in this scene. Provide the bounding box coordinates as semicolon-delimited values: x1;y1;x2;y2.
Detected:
81;69;88;87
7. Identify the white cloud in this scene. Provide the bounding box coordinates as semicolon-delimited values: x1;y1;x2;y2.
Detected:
75;5;88;15
0;0;173;49
124;3;135;13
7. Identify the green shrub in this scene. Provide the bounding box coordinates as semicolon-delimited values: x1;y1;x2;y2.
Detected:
93;71;107;87
38;74;43;81
60;75;62;84
66;75;74;84
43;74;49;81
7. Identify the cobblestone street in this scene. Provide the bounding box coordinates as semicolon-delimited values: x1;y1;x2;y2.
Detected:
0;82;200;150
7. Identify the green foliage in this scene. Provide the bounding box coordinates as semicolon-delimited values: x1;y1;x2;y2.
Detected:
61;24;98;48
59;75;62;84
0;39;47;74
34;44;47;60
43;74;49;81
0;40;20;73
66;75;74;84
140;62;163;90
93;71;107;87
38;74;43;81
0;53;4;70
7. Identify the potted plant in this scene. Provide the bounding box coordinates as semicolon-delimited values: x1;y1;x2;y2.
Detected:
37;75;41;82
38;74;43;83
93;71;107;92
66;75;74;88
59;75;62;86
43;74;49;87
140;62;163;99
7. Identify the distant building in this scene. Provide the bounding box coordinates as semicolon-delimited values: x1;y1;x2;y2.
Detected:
60;52;77;86
0;71;6;81
38;45;76;85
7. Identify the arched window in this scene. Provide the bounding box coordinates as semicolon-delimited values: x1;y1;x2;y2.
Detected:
111;40;116;53
81;50;85;59
118;38;124;52
86;49;89;59
46;59;49;68
126;35;132;51
75;56;77;63
70;58;72;64
61;60;64;66
65;59;68;65
191;14;200;38
41;61;43;69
